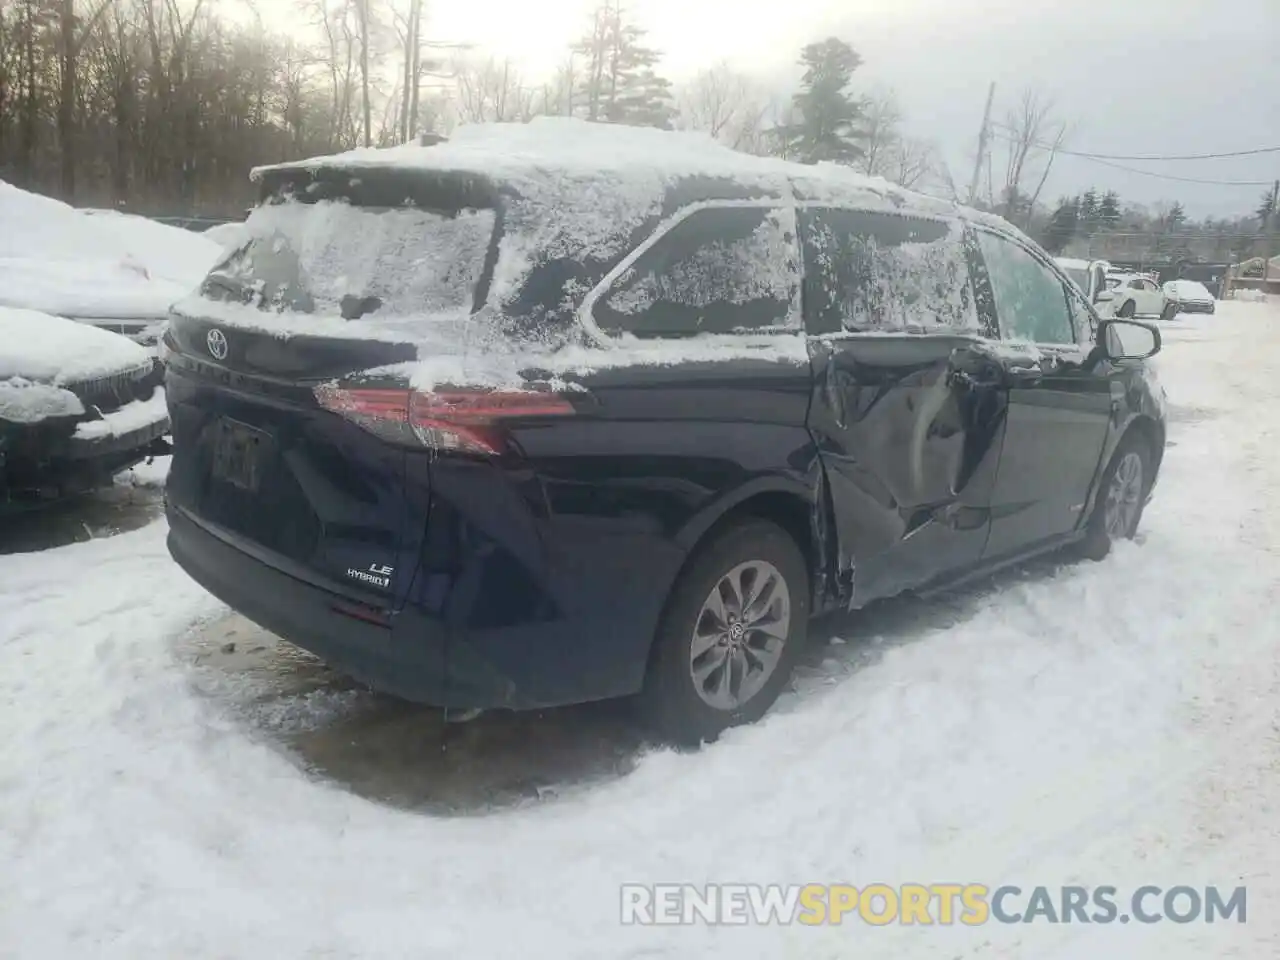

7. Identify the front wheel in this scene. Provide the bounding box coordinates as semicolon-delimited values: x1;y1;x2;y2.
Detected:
637;519;810;745
1080;434;1151;560
1117;300;1137;318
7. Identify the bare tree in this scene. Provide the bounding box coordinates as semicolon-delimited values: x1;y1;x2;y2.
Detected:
353;0;371;146
56;0;117;198
396;0;420;141
996;88;1068;225
858;87;901;178
675;61;767;150
453;55;538;123
885;136;936;190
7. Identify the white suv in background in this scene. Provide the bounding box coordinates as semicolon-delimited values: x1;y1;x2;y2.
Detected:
1103;273;1174;320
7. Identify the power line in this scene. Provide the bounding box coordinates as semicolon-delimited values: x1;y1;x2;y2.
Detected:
990;130;1273;186
988;125;1280;162
1066;154;1273;187
1062;145;1280;161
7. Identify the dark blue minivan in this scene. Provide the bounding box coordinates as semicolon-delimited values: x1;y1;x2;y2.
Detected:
163;120;1166;742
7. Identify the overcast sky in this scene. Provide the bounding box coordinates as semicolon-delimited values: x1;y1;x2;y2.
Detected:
404;0;1279;218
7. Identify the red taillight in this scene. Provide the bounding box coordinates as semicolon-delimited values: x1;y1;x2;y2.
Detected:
315;383;575;455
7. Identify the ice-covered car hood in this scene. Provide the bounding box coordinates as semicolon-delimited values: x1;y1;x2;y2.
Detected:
0;305;152;383
0;257;193;320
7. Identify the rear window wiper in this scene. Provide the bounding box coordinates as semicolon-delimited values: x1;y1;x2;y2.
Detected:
201;273;252;304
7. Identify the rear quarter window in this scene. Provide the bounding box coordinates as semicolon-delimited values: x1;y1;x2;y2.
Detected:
591;205;801;338
799;208;980;336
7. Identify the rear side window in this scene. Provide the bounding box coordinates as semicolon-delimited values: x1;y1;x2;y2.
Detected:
798;208;979;335
592;206;800;337
974;231;1075;345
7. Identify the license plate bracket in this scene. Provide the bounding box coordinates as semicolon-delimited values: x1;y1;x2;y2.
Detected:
211;417;272;492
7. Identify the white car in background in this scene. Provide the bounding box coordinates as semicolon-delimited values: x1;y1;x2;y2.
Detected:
1163;279;1216;315
1103;272;1175;320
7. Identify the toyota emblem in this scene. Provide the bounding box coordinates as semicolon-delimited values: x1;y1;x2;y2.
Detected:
206;328;228;360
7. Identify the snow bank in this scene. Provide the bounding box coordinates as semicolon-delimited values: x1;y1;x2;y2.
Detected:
0;306;151;383
1234;288;1272;304
73;390;168;440
0;181;223;319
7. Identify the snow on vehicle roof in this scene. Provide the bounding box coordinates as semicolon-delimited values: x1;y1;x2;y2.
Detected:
193;120;1040;392
253;118;941;206
251;118;1021;246
0;305;151;384
1054;257;1091;270
0;180;223;320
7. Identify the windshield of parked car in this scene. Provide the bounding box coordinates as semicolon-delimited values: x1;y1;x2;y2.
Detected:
1063;267;1089;292
199;199;497;321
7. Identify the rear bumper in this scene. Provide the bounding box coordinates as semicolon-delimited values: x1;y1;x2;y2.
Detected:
166;503;633;710
67;409;169;460
1176;301;1215;314
1;403;170;504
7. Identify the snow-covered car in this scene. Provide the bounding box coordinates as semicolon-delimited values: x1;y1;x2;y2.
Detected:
1;306;170;510
163;118;1168;743
0;182;223;346
1163;279;1216;315
1103;273;1175;320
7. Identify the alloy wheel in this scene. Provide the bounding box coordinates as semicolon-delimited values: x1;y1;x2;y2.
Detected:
688;560;791;711
1104;451;1144;539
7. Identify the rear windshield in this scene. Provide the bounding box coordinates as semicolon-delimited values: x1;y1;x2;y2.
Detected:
200;199;496;321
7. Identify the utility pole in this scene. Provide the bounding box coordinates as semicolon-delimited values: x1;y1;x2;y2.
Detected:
1265;178;1278;288
967;82;996;207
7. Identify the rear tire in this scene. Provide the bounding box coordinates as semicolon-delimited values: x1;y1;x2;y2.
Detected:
637;519;810;745
1117;300;1137;318
1080;432;1151;561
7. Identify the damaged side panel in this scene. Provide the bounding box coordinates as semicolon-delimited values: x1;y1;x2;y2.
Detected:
806;335;1008;608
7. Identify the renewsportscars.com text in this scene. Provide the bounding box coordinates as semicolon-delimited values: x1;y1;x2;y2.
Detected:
620;883;1247;926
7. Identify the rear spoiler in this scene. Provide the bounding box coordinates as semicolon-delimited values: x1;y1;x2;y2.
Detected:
253;163;500;215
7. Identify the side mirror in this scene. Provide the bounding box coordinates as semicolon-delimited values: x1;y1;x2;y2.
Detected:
1094;289;1115;304
1100;318;1161;361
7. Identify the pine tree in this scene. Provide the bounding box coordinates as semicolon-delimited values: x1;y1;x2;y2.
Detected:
1079;188;1099;227
1097;191;1121;230
1163;201;1187;233
779;38;867;165
1257;185;1279;230
572;2;674;129
1042;195;1080;254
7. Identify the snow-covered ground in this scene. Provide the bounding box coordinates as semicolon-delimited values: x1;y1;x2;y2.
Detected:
2;302;1279;958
